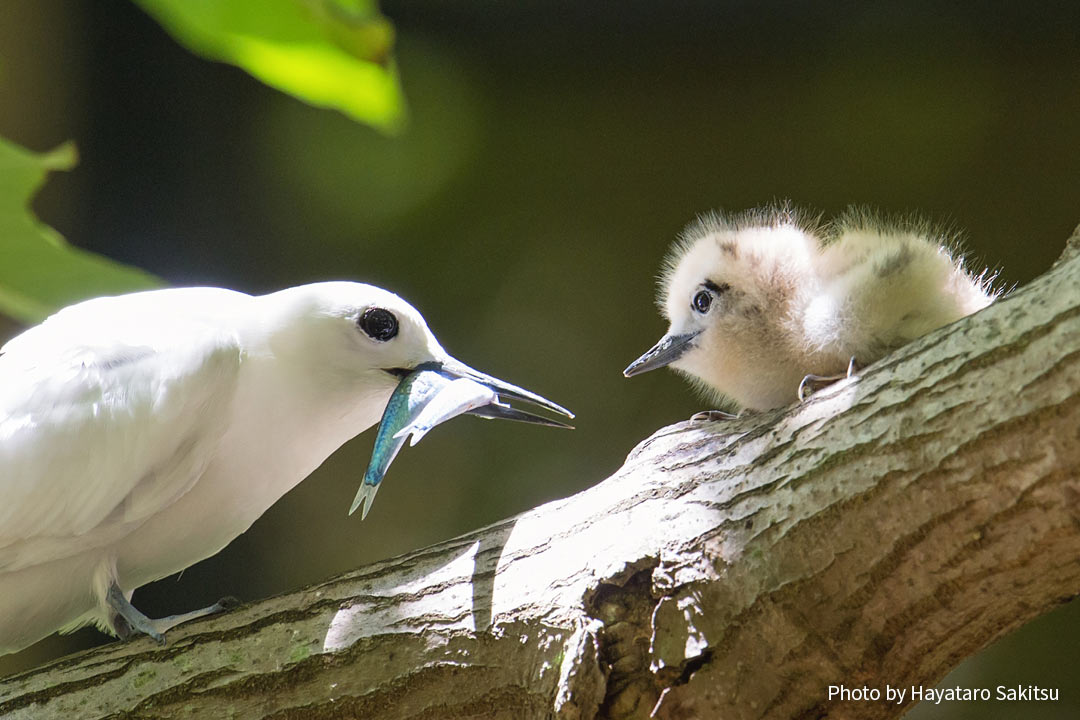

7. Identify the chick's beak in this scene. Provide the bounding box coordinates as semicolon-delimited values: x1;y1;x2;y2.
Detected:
623;331;700;377
350;358;574;520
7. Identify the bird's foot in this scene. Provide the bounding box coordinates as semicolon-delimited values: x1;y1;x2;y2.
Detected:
691;409;740;423
107;583;239;645
798;357;860;401
153;596;240;634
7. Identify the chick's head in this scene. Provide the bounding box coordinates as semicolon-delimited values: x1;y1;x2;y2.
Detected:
627;208;822;410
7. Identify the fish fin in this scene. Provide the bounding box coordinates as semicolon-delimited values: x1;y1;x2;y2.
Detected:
349;482;381;520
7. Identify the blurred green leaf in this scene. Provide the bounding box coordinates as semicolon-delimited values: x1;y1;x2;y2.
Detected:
0;138;160;324
133;0;405;132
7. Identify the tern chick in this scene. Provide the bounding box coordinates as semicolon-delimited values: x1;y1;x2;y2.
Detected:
624;205;998;411
0;282;571;655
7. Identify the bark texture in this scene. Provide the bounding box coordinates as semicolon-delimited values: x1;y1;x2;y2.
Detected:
1;226;1079;720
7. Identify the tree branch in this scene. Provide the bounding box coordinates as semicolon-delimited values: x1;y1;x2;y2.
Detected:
2;226;1079;720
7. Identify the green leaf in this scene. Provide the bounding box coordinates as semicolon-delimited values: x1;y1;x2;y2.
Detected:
133;0;405;132
0;138;160;324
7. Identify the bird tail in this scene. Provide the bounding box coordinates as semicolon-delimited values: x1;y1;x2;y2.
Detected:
58;610;111;637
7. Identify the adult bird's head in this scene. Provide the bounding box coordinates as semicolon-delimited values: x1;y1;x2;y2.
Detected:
256;282;573;519
256;282;442;382
623;208;819;409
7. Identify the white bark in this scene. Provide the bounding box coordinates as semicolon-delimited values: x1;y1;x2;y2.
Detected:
2;226;1078;720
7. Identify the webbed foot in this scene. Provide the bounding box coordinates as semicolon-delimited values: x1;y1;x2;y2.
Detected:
107;582;238;645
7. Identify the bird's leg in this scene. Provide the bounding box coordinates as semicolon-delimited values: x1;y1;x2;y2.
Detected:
106;583;238;644
798;356;861;401
691;409;740;422
106;583;165;645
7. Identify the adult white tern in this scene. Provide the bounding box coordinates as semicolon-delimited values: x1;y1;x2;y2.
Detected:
0;282;572;655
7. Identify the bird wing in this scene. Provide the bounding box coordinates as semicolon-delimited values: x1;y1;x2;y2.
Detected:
0;288;248;571
809;223;994;361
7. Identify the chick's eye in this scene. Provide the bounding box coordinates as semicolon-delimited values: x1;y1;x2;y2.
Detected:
692;290;712;314
359;308;399;341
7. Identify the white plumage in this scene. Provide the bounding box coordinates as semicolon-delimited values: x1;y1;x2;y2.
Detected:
0;282;569;655
625;205;998;410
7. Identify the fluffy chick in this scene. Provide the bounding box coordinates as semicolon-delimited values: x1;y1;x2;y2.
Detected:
624;204;998;411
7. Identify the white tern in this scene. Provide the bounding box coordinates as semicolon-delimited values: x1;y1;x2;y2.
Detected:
0;282;571;655
625;205;998;410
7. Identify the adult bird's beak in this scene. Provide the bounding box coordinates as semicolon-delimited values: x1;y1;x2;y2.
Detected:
623;331;700;377
350;359;574;520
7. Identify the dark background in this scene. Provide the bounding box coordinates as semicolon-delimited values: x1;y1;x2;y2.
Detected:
1;1;1077;717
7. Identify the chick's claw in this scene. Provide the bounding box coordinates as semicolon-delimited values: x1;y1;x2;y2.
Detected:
798;356;861;401
690;409;740;423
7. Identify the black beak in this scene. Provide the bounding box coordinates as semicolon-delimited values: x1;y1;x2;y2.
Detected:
623;332;700;377
350;358;573;519
438;357;574;423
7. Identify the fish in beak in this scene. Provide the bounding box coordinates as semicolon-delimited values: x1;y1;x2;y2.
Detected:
350;359;574;519
623;331;700;377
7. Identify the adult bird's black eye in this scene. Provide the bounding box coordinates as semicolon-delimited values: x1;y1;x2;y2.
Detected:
692;290;712;314
359;308;399;341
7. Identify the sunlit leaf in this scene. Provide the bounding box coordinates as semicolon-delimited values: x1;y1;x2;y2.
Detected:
0;138;160;324
133;0;405;132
